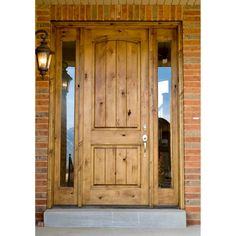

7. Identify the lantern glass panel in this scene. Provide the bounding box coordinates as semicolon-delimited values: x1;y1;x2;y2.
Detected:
37;51;48;69
47;53;52;70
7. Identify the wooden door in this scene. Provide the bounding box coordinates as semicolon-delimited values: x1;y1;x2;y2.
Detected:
82;29;149;205
51;25;181;207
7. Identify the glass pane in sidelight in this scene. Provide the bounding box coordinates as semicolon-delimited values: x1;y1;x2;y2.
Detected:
158;42;172;188
60;41;76;187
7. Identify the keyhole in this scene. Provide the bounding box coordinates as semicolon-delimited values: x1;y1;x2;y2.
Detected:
128;109;131;116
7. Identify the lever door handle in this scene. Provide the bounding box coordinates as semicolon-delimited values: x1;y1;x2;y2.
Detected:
144;142;147;153
142;134;148;153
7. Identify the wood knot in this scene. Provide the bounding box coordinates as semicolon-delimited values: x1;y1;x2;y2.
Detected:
128;109;131;116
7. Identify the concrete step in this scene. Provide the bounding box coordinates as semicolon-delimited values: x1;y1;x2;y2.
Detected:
44;208;186;228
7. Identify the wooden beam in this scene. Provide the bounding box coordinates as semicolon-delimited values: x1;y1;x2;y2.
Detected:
47;24;56;209
177;23;185;209
148;28;155;207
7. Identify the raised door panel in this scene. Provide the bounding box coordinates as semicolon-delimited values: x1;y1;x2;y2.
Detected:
93;147;140;186
94;42;106;127
94;40;140;128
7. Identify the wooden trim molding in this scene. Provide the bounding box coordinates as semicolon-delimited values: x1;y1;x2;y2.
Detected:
47;23;56;208
177;22;185;209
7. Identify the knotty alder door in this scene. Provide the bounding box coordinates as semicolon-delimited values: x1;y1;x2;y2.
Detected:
82;29;149;205
53;26;180;207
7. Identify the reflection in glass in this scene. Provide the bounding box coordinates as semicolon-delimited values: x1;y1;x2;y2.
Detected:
158;42;172;188
60;41;75;187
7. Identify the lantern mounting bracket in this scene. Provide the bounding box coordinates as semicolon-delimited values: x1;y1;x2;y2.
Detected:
36;30;48;43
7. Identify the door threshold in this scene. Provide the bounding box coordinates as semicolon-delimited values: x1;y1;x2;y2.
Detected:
53;205;179;209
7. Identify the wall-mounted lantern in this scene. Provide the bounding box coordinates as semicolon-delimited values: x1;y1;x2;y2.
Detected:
35;30;53;79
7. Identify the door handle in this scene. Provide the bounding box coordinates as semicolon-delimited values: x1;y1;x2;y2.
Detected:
142;134;148;153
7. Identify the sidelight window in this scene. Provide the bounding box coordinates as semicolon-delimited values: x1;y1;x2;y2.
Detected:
60;41;76;187
158;42;172;188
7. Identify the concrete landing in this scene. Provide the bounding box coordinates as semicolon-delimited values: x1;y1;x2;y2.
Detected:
36;226;200;236
44;208;186;228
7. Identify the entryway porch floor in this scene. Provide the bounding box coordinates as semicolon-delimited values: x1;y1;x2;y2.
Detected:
36;225;200;236
44;207;187;228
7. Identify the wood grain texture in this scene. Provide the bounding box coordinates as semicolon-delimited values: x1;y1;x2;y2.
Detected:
93;147;139;185
116;41;127;127
116;148;127;184
126;42;139;127
36;0;199;5
83;29;93;205
94;39;140;128
105;41;117;127
94;148;105;184
54;29;62;205
83;28;149;205
105;148;116;184
77;28;85;207
74;29;80;206
171;29;179;205
126;148;139;185
148;28;155;207
95;42;106;127
47;24;56;208
178;24;185;209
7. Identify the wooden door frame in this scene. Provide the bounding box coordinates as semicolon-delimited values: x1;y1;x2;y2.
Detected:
47;21;184;209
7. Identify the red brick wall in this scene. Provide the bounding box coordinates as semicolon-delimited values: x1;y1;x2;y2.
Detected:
35;3;200;226
182;5;200;225
35;5;51;226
